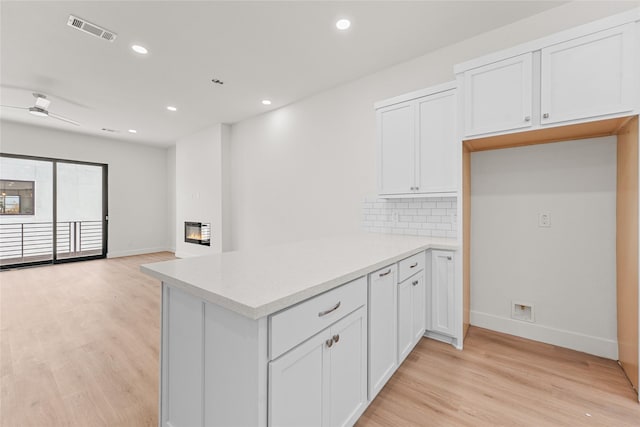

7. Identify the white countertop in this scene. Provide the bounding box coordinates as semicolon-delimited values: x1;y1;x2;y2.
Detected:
141;233;458;319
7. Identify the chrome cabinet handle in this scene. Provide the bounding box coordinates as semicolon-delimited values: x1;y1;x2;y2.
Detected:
409;262;418;268
524;116;531;122
543;113;549;119
326;339;333;348
379;269;391;277
333;334;340;344
412;280;419;286
318;301;341;317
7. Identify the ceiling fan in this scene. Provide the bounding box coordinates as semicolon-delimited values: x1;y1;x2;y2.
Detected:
1;93;80;126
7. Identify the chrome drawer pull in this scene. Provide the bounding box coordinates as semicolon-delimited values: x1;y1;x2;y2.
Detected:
318;301;341;317
409;262;418;268
379;269;391;277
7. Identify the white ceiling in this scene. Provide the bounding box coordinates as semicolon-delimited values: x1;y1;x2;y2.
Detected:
0;1;566;146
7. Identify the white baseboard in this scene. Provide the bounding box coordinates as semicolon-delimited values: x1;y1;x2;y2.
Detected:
107;247;172;258
424;330;460;349
470;310;618;360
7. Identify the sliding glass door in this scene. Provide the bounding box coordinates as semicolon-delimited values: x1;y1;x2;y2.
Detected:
0;154;107;269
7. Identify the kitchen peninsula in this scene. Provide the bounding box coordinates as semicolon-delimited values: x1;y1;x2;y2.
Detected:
142;233;459;427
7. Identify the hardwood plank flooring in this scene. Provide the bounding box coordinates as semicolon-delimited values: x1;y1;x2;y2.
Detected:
1;253;638;426
1;252;174;427
358;327;640;427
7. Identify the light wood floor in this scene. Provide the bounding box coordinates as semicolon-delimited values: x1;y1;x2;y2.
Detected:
2;253;639;426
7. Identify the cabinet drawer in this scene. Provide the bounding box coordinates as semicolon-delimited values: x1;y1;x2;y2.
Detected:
398;252;424;283
269;277;367;360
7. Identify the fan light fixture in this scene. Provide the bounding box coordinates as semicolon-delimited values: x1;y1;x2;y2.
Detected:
28;107;48;117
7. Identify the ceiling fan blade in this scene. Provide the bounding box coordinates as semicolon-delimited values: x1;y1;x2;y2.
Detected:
34;96;51;110
49;112;80;126
0;105;28;110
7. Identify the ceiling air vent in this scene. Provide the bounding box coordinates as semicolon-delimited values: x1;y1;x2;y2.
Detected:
67;15;117;42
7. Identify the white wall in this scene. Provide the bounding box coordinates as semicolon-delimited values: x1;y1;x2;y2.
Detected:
228;1;639;250
175;124;229;258
167;145;176;252
470;137;618;358
0;120;170;257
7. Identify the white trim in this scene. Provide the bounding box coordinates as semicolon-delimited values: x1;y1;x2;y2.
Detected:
424;330;459;349
454;8;640;74
374;81;457;110
470;310;618;360
378;191;458;199
107;247;171;258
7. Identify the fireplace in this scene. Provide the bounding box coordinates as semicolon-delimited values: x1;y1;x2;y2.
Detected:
184;221;211;246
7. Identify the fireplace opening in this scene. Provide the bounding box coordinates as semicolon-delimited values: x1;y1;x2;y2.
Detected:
184;221;211;246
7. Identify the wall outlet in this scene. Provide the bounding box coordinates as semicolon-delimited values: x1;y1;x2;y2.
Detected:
538;212;551;227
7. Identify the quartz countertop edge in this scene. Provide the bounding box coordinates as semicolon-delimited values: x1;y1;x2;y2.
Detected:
141;235;458;320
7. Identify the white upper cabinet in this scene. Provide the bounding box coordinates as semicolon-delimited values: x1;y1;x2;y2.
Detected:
456;10;639;139
540;24;635;125
377;101;415;195
417;91;457;193
376;83;457;197
463;53;533;137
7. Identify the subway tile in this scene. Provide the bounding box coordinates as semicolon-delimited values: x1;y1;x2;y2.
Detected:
436;201;451;209
427;216;442;223
431;208;446;216
432;230;447;237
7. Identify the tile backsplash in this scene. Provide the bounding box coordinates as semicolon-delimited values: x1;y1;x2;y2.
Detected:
362;196;457;239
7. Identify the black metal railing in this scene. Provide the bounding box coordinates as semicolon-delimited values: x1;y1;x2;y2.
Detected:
0;220;103;264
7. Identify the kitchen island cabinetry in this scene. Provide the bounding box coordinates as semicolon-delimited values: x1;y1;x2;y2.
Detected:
142;234;458;427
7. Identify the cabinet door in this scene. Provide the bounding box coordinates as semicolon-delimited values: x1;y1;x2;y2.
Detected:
541;24;635;125
368;265;397;399
464;53;533;136
411;274;426;344
397;278;413;364
269;330;328;427
431;251;455;337
416;90;457;193
328;307;367;427
378;102;415;195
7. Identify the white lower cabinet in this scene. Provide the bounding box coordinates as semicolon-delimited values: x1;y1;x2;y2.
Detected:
398;271;426;364
367;264;398;400
429;250;456;337
269;306;367;427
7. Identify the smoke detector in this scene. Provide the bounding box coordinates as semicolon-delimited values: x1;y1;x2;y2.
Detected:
67;15;117;42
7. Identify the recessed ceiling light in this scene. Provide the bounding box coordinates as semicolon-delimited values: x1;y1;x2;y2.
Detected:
261;100;272;105
336;19;351;30
128;129;137;134
131;44;148;54
167;106;177;112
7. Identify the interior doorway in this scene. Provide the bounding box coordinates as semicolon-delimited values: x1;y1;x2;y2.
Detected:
0;153;108;269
